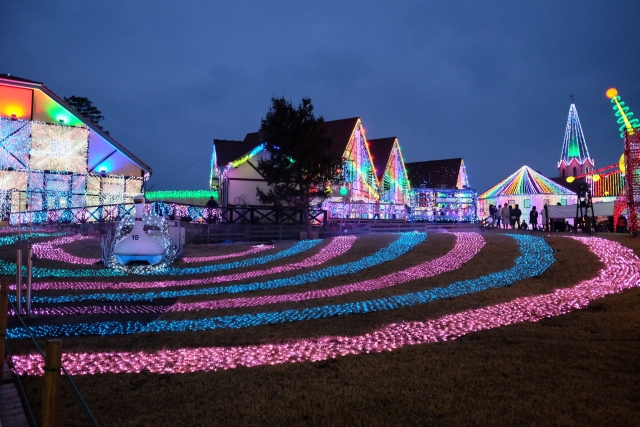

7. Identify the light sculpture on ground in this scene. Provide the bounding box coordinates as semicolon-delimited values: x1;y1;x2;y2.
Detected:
22;236;356;292
558;103;594;179
11;237;634;376
7;234;552;338
168;232;483;312
26;233;422;304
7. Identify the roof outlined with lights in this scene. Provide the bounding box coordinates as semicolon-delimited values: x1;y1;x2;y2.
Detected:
558;104;592;167
0;74;151;175
479;165;575;199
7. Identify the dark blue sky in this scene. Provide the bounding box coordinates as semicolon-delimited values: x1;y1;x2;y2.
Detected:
2;1;639;193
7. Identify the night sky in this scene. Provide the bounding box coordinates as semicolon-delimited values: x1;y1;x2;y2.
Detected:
2;1;639;194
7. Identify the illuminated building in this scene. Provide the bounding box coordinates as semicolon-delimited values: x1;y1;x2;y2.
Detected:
0;74;151;224
212;118;381;207
368;137;411;205
405;158;477;222
557;103;594;179
479;165;576;217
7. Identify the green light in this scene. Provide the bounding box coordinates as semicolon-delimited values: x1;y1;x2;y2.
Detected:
146;190;219;200
340;186;348;196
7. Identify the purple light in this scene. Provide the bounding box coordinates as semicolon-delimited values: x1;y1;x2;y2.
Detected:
11;237;637;377
31;234;99;265
182;244;273;263
168;232;484;312
17;236;356;291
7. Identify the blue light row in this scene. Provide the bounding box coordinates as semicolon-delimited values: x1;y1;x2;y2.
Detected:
7;235;554;339
30;232;426;304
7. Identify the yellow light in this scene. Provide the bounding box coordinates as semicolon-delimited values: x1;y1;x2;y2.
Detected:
620;153;626;175
592;174;600;182
606;87;618;99
566;176;575;183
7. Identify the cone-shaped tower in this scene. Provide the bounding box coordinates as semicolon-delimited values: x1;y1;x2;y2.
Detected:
558;104;594;178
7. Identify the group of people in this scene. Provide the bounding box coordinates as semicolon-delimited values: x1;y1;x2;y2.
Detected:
487;203;543;231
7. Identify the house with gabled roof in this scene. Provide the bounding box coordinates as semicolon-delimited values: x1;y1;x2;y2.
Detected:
368;137;411;205
0;74;151;222
211;117;381;207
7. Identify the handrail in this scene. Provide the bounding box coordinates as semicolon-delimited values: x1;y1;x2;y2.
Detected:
7;298;100;427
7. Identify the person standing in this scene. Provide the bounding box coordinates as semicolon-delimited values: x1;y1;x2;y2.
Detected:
513;204;522;228
529;206;539;231
489;204;496;227
501;203;511;229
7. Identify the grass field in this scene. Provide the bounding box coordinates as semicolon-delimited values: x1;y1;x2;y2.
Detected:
4;230;640;426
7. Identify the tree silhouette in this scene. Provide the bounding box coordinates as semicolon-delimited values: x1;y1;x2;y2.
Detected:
64;96;107;132
256;97;340;234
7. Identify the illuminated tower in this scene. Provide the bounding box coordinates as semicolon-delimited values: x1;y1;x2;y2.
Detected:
558;104;594;178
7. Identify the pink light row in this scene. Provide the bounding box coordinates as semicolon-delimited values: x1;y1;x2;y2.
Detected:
18;236;357;292
182;244;273;263
31;235;99;265
12;237;638;376
168;232;484;312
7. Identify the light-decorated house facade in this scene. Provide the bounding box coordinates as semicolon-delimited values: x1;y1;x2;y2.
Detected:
0;74;151;223
405;158;477;222
211;117;411;218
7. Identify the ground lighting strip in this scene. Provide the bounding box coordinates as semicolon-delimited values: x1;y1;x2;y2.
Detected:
24;232;425;304
16;235;358;292
8;233;550;338
10;237;635;375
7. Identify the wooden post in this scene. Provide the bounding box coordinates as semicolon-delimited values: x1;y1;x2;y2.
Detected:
42;339;62;427
0;279;8;380
15;249;22;315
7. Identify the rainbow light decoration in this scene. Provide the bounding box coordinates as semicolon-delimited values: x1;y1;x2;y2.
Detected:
9;236;635;376
6;234;552;338
26;233;423;304
558;104;592;167
607;88;640;137
342;121;378;202
481;166;574;197
378;138;411;205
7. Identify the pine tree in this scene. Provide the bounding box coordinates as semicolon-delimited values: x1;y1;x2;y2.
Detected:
63;96;106;131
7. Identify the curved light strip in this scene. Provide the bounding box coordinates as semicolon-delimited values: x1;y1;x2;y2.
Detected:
11;237;633;376
20;236;356;292
28;233;423;304
3;238;321;280
8;234;550;338
9;305;168;316
31;234;99;265
182;244;273;263
169;232;483;312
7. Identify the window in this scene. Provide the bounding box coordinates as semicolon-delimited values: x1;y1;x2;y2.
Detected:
573;167;577;176
562;169;565;177
524;199;531;208
560;198;567;206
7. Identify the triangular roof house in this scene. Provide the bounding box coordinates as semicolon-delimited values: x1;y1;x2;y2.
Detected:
368;137;411;205
405;158;469;189
212;117;379;206
478;165;576;218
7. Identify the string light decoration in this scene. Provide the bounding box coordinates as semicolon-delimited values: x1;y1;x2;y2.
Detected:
9;305;168;317
0;117;144;226
169;232;482;312
557;104;593;177
607;88;640;233
182;244;274;263
410;189;477;222
478;166;576;217
7;234;553;338
10;237;635;376
146;190;219;202
27;233;422;304
0;233;319;279
31;234;98;265
341;122;378;202
14;236;356;292
370;138;411;205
